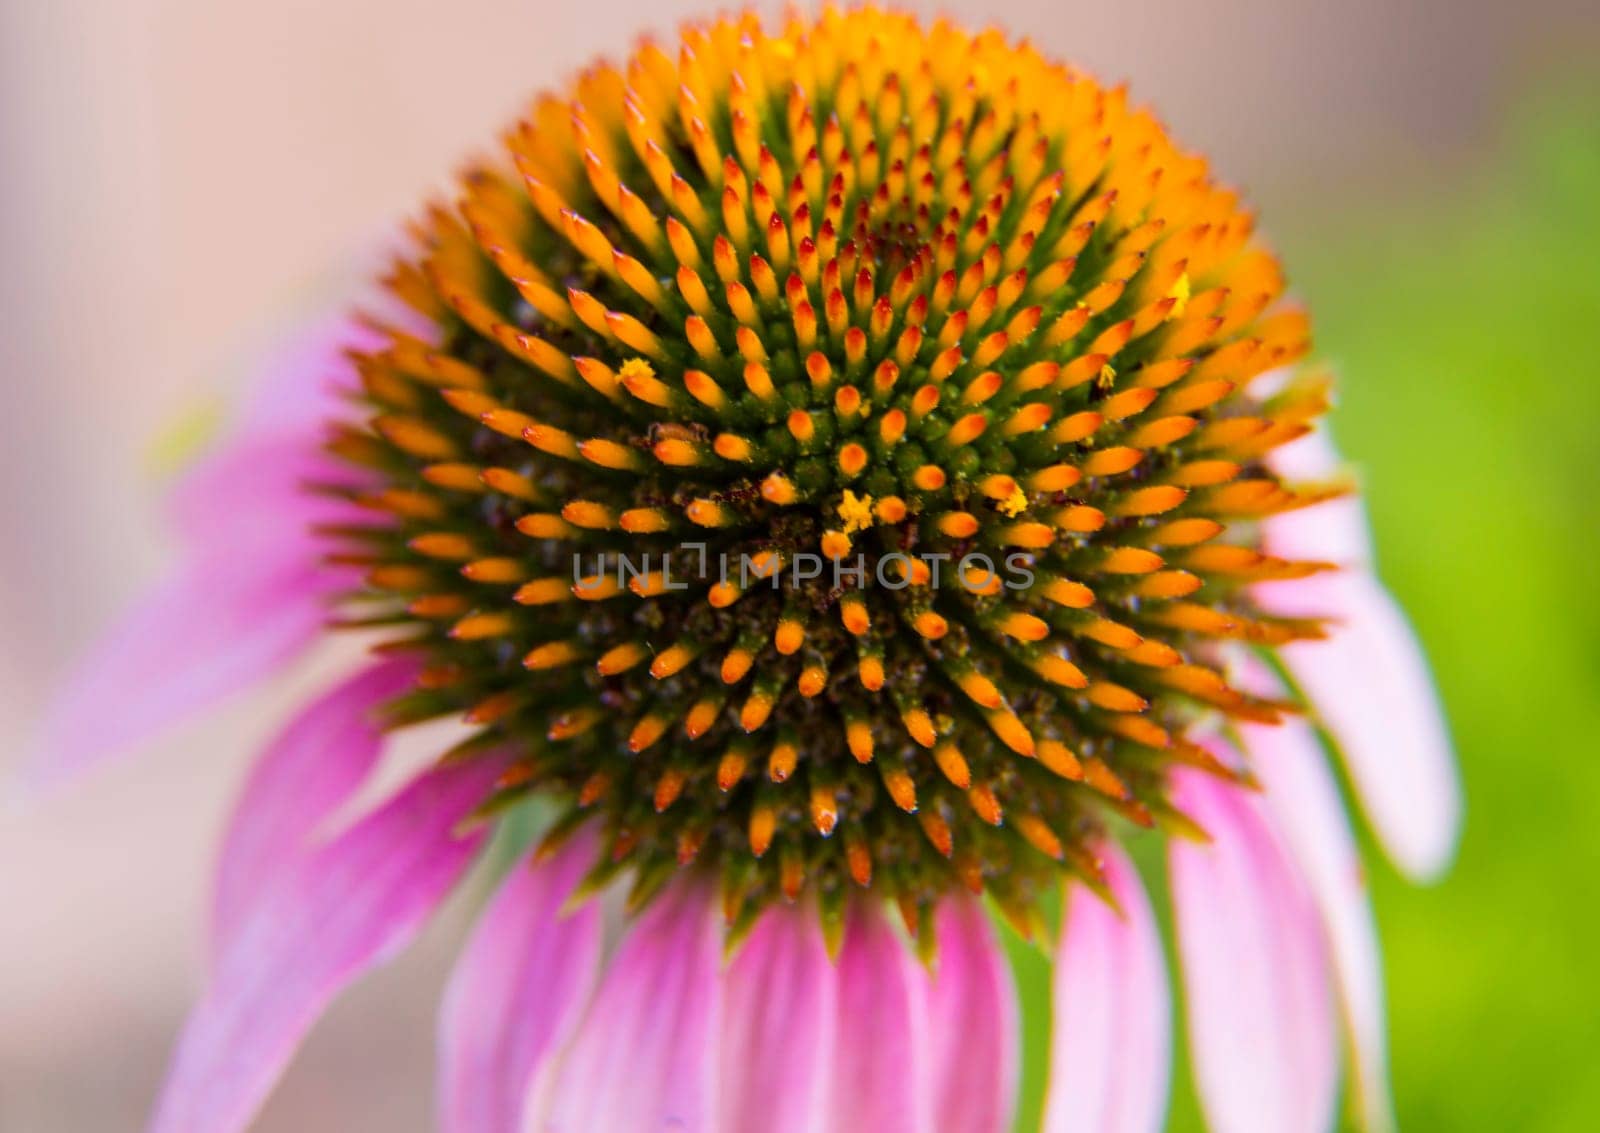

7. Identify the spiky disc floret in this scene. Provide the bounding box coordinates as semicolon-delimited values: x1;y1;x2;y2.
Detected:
332;6;1340;939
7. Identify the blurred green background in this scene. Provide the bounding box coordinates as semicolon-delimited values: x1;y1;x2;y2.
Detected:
1008;83;1600;1132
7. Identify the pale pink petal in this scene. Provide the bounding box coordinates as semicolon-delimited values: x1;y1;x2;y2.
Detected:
29;291;423;794
924;896;1018;1133
25;552;334;791
438;832;603;1133
1259;430;1462;881
829;904;932;1133
717;903;838;1133
210;658;419;959
1169;764;1339;1133
236;305;410;439
167;435;372;551
1263;429;1373;568
147;755;503;1133
1272;572;1462;881
1263;495;1372;572
1240;708;1395;1133
1043;845;1171;1133
172;296;416;546
536;880;723;1133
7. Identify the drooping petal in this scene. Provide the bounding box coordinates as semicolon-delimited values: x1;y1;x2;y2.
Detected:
438;832;603;1133
924;896;1019;1133
25;551;335;791
1262;429;1373;568
210;658;419;960
1271;572;1463;882
1042;845;1171;1133
1260;432;1462;882
1169;765;1339;1133
829;904;932;1133
717;903;838;1133
167;435;371;552
536;880;723;1133
1240;708;1396;1133
147;755;503;1133
234;309;387;439
28;295;419;793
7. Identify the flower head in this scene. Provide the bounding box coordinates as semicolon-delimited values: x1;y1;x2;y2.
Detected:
34;7;1462;1133
327;4;1335;939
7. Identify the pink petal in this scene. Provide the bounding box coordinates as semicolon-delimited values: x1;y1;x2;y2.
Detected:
1240;709;1396;1133
29;291;424;795
1262;429;1373;568
1272;572;1462;881
1169;765;1339;1133
25;551;335;792
1263;495;1372;573
1043;845;1171;1133
1259;429;1462;882
924;896;1019;1133
536;880;723;1133
438;832;603;1133
210;658;419;959
167;435;372;552
172;296;419;549
236;307;399;440
717;903;838;1133
830;904;932;1133
148;755;503;1133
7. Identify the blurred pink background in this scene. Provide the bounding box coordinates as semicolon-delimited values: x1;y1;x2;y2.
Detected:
2;1;1595;1128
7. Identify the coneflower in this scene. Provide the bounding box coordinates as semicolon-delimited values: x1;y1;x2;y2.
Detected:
32;7;1461;1133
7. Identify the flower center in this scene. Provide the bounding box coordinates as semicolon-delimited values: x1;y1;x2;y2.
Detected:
328;8;1335;937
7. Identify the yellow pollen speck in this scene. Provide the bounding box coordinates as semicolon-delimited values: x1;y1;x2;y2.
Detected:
837;489;875;534
147;396;223;475
618;357;655;382
998;487;1028;517
1166;272;1191;320
1097;363;1117;390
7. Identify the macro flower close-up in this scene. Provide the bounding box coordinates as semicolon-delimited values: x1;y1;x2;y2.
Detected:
6;3;1597;1132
